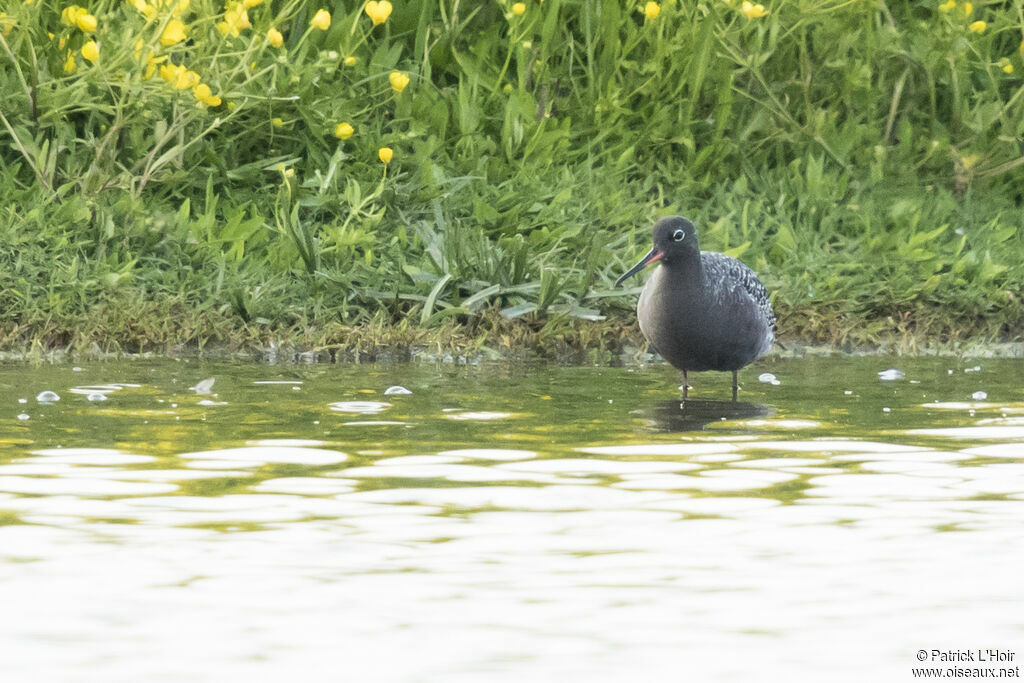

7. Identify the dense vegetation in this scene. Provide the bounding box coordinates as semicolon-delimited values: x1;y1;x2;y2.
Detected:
2;0;1022;356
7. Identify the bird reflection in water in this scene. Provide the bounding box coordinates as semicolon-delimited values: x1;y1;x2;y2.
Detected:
637;398;775;433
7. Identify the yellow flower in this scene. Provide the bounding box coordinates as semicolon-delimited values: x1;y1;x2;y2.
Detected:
243;0;263;6
311;8;331;30
0;12;14;36
267;27;283;47
334;122;354;140
75;12;97;32
272;117;284;127
61;5;85;27
128;0;157;20
63;51;76;74
998;58;1014;74
969;20;986;34
938;0;955;12
144;52;166;78
81;40;99;63
962;2;972;17
217;3;251;37
741;1;768;19
160;18;187;46
643;2;660;20
511;2;526;15
378;147;394;164
160;63;199;89
344;55;358;66
193;82;221;106
364;1;392;26
389;70;410;92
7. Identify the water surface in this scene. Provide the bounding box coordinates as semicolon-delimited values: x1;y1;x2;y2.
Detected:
1;357;1022;681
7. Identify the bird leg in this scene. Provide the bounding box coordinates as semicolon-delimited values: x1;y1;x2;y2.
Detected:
681;370;689;399
732;370;738;402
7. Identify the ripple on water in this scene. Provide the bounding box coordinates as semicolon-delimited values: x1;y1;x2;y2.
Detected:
31;448;157;465
177;446;349;466
250;477;358;495
0;475;177;497
343;485;667;511
336;463;569;485
437;448;537;461
907;426;1024;439
328;401;391;414
495;459;703;475
444;411;515;421
962;444;1024;458
578;443;738;457
613;469;798;492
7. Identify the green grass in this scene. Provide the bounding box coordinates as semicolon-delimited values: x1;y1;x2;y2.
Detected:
1;0;1022;357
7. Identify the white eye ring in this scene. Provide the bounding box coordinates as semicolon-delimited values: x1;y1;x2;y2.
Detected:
672;229;685;242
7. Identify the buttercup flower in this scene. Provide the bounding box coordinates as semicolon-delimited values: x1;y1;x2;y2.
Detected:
160;18;187;46
61;6;86;27
1;13;15;36
129;0;157;20
160;63;200;89
243;0;263;6
962;2;973;17
364;1;392;26
334;122;354;140
267;27;283;47
389;71;410;92
63;51;77;74
81;40;99;63
938;0;955;12
741;1;768;19
969;20;986;33
76;12;97;32
193;82;221;106
344;56;358;66
644;2;660;20
512;2;526;15
999;58;1014;74
378;147;393;163
311;9;331;30
217;3;251;37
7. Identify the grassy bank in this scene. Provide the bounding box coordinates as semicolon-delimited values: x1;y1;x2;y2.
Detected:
2;0;1023;356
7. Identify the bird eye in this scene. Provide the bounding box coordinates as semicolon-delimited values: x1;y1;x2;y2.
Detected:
672;229;685;242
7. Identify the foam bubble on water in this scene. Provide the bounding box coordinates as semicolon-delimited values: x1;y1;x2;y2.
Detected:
36;391;60;403
758;373;781;386
384;385;412;395
877;369;905;381
87;393;107;402
965;365;982;373
971;391;988;400
17;413;29;421
882;407;891;413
